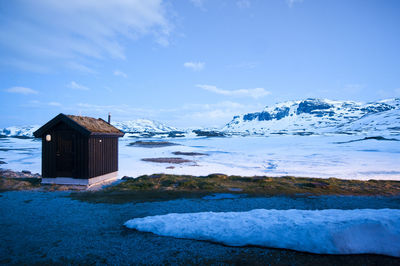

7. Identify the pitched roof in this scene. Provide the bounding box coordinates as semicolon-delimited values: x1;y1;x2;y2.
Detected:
33;113;124;137
66;115;123;134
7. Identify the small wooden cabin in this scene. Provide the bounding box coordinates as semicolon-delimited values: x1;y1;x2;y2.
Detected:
33;113;124;186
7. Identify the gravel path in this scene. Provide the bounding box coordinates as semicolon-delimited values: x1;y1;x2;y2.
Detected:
1;192;400;265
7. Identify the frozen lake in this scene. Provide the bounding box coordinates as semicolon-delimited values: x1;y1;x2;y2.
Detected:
1;134;400;180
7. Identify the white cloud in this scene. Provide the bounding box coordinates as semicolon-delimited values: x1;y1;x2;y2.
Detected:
197;84;270;99
228;62;257;69
114;70;128;78
180;101;263;127
184;62;205;71
23;100;62;108
46;99;261;128
156;36;170;47
67;62;96;74
48;102;61;106
67;81;90;91
343;84;364;94
74;103;158;119
5;86;38;95
187;109;231;120
286;0;304;8
77;103;128;114
190;0;205;8
2;59;51;73
0;0;172;72
236;0;251;8
183;101;245;110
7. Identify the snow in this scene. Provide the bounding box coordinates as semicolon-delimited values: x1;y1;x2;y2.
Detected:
0;119;178;138
0;137;41;173
118;135;400;180
1;134;399;180
223;98;400;136
0;125;39;138
2;193;399;264
2;98;399;139
1;98;399;180
112;119;178;133
337;108;400;135
125;208;400;257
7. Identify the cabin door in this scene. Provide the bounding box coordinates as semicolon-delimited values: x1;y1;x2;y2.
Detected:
55;131;76;177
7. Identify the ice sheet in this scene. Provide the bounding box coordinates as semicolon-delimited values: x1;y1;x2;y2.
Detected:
1;135;399;180
118;135;400;180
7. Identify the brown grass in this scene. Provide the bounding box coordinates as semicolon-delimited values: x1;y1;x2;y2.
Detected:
70;174;400;204
0;177;86;192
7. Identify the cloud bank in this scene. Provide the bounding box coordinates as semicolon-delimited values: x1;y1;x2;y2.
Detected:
287;0;304;8
197;84;270;99
68;81;90;91
0;0;171;72
114;70;128;78
5;87;38;95
184;62;205;71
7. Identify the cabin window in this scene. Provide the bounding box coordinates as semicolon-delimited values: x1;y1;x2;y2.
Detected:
45;134;51;142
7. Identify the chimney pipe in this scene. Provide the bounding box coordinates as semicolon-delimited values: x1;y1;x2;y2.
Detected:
108;112;111;124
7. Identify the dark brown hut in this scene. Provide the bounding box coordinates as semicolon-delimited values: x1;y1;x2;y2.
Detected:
33;113;124;186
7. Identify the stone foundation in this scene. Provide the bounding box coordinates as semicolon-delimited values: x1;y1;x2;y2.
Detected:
41;171;118;187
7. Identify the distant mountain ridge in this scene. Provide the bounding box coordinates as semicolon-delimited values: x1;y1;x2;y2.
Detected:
112;119;177;133
2;99;399;138
0;125;40;138
223;98;400;135
0;119;178;138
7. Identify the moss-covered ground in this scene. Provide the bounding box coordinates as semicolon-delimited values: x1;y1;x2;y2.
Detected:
0;177;42;192
70;174;400;203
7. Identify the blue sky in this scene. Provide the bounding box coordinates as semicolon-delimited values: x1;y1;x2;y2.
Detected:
1;0;399;128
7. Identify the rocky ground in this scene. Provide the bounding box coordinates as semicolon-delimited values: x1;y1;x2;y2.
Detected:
1;191;400;265
0;169;86;192
0;168;41;179
1;169;400;265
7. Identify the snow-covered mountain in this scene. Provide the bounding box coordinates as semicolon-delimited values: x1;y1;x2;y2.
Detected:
0;119;178;138
0;125;40;138
2;99;399;138
223;98;400;136
112;119;177;133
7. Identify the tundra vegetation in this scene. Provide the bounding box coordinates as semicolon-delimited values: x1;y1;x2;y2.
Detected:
70;174;400;204
1;170;400;202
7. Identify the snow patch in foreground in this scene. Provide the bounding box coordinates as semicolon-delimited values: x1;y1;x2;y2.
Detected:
125;209;400;257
